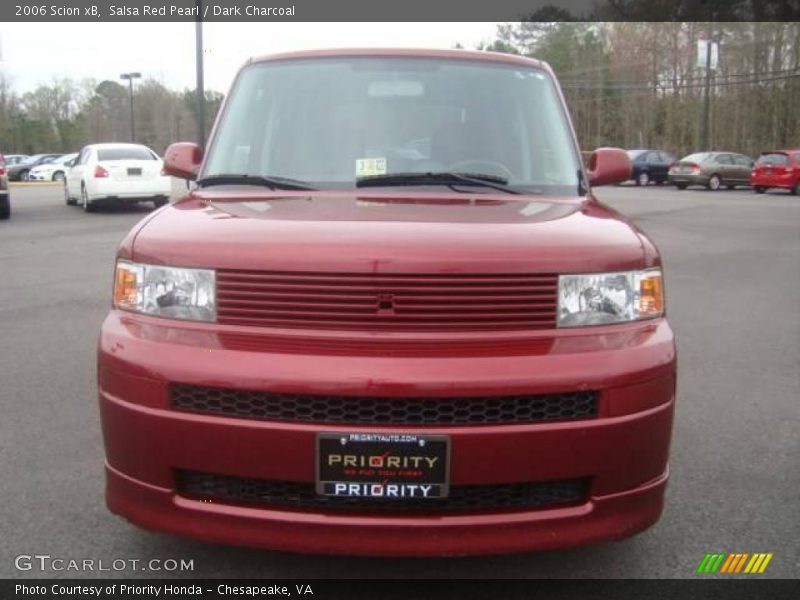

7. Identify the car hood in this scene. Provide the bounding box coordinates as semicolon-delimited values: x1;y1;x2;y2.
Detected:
130;189;650;274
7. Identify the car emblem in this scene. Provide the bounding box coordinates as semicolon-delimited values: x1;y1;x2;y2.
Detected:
376;293;396;316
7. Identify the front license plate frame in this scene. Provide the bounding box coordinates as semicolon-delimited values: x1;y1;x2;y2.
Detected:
316;432;450;499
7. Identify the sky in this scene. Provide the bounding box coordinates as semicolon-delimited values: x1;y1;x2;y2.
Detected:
0;22;502;94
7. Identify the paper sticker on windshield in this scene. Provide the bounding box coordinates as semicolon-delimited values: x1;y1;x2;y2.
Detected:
356;158;387;177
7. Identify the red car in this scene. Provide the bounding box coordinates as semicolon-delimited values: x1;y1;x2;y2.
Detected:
751;150;800;195
98;49;676;556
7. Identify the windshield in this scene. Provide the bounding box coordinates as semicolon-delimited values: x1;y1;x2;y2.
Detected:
98;147;156;161
626;150;646;160
682;152;713;163
204;57;581;194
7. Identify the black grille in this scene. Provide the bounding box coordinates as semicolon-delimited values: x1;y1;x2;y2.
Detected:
177;470;589;514
170;385;598;425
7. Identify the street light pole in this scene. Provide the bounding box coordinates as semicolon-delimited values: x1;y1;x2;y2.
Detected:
195;0;206;148
119;72;141;143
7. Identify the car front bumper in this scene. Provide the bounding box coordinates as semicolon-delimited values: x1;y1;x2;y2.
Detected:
98;311;677;556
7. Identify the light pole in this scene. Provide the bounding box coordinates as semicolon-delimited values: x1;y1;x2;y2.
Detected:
119;72;141;142
195;0;206;147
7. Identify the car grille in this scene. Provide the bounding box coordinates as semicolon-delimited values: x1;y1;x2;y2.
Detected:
170;384;598;425
177;470;590;514
216;270;558;331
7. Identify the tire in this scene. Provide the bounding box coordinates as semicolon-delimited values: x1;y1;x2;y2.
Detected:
655;180;664;185
81;184;95;213
19;169;29;182
676;183;688;190
64;183;76;205
755;186;766;194
726;185;736;190
153;197;169;208
792;182;799;196
52;171;65;182
636;172;650;187
0;194;9;220
707;174;721;191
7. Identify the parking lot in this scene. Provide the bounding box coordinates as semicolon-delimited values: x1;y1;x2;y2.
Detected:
1;183;797;579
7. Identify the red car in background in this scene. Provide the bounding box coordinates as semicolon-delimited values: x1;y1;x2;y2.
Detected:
98;49;675;556
751;150;800;195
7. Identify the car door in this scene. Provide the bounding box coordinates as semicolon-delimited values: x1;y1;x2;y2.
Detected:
712;154;733;183
67;147;90;197
732;154;754;183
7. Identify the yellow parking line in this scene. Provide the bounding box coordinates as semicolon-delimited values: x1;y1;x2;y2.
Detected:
9;181;62;187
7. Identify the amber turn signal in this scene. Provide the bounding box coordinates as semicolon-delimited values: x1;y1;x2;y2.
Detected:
638;271;664;317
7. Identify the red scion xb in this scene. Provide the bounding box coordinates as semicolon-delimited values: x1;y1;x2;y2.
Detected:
98;49;676;556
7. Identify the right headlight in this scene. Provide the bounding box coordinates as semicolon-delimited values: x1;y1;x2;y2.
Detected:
113;260;216;322
558;269;664;327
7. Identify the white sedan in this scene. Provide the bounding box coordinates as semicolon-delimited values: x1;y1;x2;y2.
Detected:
28;153;78;182
65;143;172;212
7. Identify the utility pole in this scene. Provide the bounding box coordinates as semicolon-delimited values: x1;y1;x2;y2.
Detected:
699;25;715;150
195;0;206;148
119;72;141;143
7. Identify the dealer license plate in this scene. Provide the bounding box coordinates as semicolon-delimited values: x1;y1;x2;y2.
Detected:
316;432;450;499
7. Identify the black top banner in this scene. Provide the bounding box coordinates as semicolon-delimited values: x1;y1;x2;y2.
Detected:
2;0;798;22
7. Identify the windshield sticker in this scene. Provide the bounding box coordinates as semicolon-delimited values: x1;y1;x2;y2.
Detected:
356;158;387;178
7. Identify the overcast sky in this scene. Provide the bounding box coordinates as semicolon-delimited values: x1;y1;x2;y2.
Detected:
0;22;501;94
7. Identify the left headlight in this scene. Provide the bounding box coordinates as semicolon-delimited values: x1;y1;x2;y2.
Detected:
558;269;664;327
113;260;216;322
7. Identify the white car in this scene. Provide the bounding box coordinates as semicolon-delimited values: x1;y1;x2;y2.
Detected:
65;143;171;212
28;153;78;182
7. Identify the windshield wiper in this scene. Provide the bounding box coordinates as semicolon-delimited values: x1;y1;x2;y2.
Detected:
356;172;525;195
197;173;317;191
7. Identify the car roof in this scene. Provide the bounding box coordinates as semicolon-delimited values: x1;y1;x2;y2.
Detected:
248;47;548;71
759;149;798;154
87;143;150;149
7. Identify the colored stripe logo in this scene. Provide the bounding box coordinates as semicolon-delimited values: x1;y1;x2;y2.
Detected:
697;553;773;574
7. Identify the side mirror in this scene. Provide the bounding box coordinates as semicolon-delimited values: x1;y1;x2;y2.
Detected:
163;142;203;180
587;147;632;187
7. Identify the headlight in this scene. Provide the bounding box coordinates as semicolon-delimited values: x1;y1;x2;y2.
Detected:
558;269;663;327
113;260;215;322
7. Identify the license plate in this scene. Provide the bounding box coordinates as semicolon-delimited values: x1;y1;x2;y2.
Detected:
127;167;142;176
316;432;450;499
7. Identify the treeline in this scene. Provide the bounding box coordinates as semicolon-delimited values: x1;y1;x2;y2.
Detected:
0;76;223;155
478;21;799;157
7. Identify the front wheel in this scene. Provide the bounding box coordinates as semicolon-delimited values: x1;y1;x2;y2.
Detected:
636;172;650;186
19;169;30;182
64;183;76;205
52;171;65;182
792;182;799;196
755;186;766;194
0;194;10;220
152;197;169;208
676;183;688;190
81;185;95;213
707;174;721;191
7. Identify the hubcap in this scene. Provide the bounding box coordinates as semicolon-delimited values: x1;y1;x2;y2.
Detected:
710;176;720;190
639;173;648;186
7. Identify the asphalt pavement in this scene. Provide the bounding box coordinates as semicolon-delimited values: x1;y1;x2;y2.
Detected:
1;183;798;579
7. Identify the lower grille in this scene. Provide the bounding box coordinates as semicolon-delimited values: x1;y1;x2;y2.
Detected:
170;385;598;426
177;471;589;514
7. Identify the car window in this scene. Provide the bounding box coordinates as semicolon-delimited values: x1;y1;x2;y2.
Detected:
757;153;788;166
682;152;712;163
205;57;582;194
626;150;646;161
646;152;661;164
714;154;733;165
97;147;157;161
76;148;90;165
732;155;752;166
